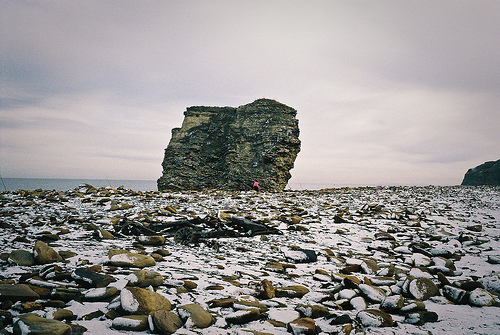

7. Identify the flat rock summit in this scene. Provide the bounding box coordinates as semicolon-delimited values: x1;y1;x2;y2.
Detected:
461;159;500;186
158;99;300;192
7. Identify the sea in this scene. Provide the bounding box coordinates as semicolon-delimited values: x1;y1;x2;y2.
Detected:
0;178;404;192
0;178;158;192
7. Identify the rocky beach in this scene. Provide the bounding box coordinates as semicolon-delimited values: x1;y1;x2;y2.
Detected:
0;185;499;334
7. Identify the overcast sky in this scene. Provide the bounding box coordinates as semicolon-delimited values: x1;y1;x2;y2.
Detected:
1;1;499;188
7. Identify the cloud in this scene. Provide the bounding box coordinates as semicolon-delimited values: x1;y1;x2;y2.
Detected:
1;1;499;186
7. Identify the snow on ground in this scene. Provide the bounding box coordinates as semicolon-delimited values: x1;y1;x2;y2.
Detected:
0;185;499;334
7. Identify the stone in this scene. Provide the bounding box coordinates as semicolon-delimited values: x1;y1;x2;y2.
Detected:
339;323;354;335
409;267;433;279
150;310;183;334
461;159;500;186
380;294;404;312
154;248;171;257
72;267;116;288
268;308;300;324
358;284;387;303
126;270;164;287
437;272;453;287
0;284;39;301
284;249;317;263
260;279;275;299
479;273;500;294
157;99;301;192
58;250;77;260
112;315;149;331
340;264;361;274
360;259;380;274
234;296;269;313
137;235;165;246
237;330;275;335
275;285;310;298
295;304;329;318
8;250;35;266
487;255;500;264
120;287;171;314
207;298;236;308
108;250;156;268
287;317;316;335
225;308;260;324
333;215;349;223
33;240;62;264
313;269;332;282
27;286;50;299
404;311;439;325
82;310;104;321
338;289;357;300
84;286;118;301
377;277;400;288
442;285;469;304
411;253;432;267
20;301;43;312
329;313;353;325
455;280;484;292
51;308;74;321
350;296;367;310
374;232;395;240
183;280;197;290
356;309;393;327
264;261;284;273
343;275;362;289
13;313;71;335
96;227;114;240
37;233;60;242
400;300;427;313
70;324;88;335
408;278;439;300
469;288;495;306
51;287;81;302
178;303;213;328
466;224;482;232
0;310;13;326
433;256;456;271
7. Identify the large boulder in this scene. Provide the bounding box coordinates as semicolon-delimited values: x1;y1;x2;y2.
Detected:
13;313;71;335
34;240;62;264
108;249;156;268
177;303;213;328
150;310;183;334
120;287;171;314
126;270;164;287
461;159;500;186
112;315;149;331
0;284;40;301
8;250;35;266
72;267;116;288
157;99;301;192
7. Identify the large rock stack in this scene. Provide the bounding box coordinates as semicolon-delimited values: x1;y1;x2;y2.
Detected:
461;159;500;186
157;99;301;192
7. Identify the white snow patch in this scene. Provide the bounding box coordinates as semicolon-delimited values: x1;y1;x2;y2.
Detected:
120;288;139;313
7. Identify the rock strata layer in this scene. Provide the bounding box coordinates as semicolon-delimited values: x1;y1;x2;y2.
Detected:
157;98;300;192
461;159;500;186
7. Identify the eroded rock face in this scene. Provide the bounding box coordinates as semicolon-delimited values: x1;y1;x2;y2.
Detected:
157;98;300;192
461;159;500;186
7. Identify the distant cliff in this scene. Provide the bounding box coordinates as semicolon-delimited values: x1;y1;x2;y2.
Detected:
461;159;500;186
157;99;301;192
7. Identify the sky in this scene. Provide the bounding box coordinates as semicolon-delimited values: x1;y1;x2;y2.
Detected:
1;1;499;188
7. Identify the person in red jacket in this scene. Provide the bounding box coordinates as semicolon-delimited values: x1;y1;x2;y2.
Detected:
252;181;260;192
